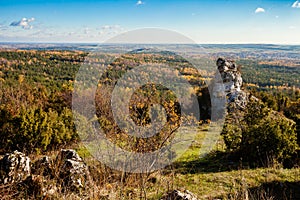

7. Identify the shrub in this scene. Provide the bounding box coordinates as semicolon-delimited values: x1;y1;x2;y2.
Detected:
222;100;298;166
221;122;242;152
0;106;77;153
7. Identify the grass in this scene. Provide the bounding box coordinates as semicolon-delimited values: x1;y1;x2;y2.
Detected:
169;168;299;199
70;127;300;199
2;127;299;199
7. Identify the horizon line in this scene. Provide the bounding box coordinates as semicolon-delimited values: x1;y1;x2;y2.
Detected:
1;42;300;46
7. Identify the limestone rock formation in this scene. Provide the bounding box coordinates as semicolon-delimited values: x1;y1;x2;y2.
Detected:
161;190;199;200
0;150;31;184
57;149;90;192
0;149;91;197
216;58;248;112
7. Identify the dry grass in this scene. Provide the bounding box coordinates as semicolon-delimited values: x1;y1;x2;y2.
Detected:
1;135;299;199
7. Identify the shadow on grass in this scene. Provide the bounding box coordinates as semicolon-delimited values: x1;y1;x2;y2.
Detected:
169;150;299;174
211;180;300;200
240;181;300;200
169;151;243;174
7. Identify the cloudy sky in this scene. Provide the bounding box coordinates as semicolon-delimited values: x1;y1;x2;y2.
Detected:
0;0;300;44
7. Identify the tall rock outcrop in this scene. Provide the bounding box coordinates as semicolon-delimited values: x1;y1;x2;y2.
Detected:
216;58;248;112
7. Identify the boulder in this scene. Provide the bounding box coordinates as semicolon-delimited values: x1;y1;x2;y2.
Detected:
0;150;31;184
0;149;92;196
57;149;90;192
161;190;199;200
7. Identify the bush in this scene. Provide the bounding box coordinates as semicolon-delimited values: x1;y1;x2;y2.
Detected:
0;106;77;153
221;122;242;152
284;99;300;145
222;100;298;166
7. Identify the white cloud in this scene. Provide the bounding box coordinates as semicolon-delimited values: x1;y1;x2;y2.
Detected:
136;0;144;6
101;25;121;30
255;7;265;13
289;26;296;29
292;1;300;8
98;24;124;37
84;27;90;34
10;18;35;29
101;25;110;30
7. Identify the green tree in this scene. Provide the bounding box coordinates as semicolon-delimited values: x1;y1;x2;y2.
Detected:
222;99;298;167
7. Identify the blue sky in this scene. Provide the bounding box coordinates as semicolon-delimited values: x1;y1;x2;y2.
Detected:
0;0;300;44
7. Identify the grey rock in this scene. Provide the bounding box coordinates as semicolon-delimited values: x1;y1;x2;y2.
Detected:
161;190;199;200
57;149;90;192
227;90;248;112
0;150;31;184
0;149;92;196
60;149;83;162
216;58;248;111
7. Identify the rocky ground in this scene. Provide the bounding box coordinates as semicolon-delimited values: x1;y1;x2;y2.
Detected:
0;149;203;200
